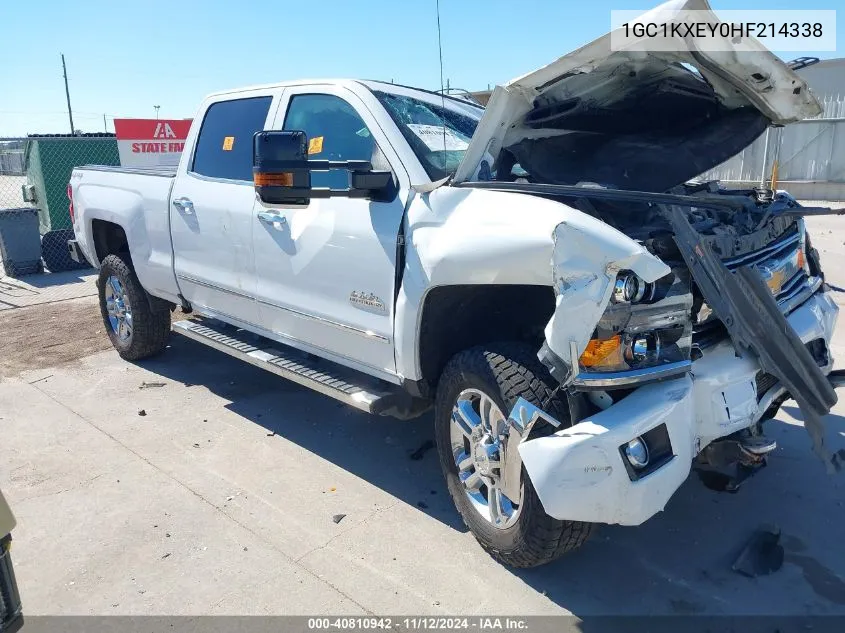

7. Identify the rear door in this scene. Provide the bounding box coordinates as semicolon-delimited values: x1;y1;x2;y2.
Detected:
170;92;277;326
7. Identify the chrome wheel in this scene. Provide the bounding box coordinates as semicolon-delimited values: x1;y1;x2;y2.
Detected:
104;275;133;341
450;388;522;529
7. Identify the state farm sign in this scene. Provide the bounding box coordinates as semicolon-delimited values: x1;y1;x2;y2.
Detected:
113;119;192;168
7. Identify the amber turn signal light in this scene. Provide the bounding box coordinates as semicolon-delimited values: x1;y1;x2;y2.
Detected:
580;335;622;368
254;172;294;187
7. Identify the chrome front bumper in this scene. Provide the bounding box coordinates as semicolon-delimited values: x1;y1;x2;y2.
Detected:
517;290;840;526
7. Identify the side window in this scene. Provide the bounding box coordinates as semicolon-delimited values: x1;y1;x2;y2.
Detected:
283;94;377;189
192;96;272;181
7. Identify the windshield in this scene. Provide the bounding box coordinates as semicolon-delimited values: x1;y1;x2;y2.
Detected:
373;90;481;181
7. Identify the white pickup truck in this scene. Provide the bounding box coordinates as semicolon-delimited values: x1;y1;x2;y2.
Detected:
69;0;844;568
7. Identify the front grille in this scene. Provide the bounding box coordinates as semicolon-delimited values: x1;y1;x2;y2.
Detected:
722;229;816;315
723;231;800;269
755;371;778;399
753;338;829;401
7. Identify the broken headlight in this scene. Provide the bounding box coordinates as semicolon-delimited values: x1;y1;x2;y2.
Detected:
578;270;693;379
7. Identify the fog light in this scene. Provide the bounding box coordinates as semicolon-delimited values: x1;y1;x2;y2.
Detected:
625;437;650;468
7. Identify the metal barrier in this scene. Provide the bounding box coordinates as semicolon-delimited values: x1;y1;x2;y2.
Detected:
702;95;845;201
0;135;118;278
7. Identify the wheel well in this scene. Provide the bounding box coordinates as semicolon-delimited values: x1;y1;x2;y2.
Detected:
418;284;555;393
91;220;128;264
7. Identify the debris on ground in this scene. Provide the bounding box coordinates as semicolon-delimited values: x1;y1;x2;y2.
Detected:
139;381;166;389
332;514;346;524
417;501;429;509
409;439;435;461
138;409;147;417
226;496;234;501
161;553;171;559
192;443;200;448
732;523;784;578
266;431;275;437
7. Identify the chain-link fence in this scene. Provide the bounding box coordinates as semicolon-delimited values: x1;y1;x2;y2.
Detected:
0;134;118;278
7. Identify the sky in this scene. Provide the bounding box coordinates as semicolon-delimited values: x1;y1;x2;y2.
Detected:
1;0;842;136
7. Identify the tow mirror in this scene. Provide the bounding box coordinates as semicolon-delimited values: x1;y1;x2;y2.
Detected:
253;130;393;205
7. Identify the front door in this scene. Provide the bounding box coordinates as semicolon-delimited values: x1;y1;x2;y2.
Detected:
252;86;410;381
170;93;276;326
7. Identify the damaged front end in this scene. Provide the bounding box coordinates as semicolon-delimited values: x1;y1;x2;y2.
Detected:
450;0;843;526
540;226;694;390
483;183;844;526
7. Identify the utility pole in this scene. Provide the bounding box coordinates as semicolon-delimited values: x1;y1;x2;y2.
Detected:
103;114;107;133
61;54;75;135
154;105;160;120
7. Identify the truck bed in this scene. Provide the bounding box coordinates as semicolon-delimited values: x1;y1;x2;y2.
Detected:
77;164;177;178
70;163;180;304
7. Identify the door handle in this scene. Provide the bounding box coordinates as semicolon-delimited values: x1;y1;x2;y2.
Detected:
258;211;287;227
172;197;194;214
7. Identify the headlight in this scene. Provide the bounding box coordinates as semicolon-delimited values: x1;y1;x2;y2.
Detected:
612;271;653;304
578;270;693;378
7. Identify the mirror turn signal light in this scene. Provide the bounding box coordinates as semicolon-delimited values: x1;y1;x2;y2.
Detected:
254;172;294;187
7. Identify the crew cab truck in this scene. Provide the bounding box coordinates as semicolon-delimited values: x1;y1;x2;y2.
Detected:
69;0;845;568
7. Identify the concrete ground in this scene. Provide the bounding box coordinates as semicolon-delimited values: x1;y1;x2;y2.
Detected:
0;269;97;310
1;214;845;617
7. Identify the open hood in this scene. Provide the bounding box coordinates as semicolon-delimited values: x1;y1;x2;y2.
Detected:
453;0;822;192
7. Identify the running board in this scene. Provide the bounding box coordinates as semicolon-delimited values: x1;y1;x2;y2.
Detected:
172;319;403;415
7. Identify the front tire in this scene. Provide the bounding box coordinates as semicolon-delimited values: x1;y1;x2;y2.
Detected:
98;253;170;360
435;342;595;568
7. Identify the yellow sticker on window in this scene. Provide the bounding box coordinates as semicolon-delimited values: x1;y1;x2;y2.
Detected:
308;136;324;155
222;136;235;151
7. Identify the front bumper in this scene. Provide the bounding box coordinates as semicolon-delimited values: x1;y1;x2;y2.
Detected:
0;536;22;633
519;290;840;526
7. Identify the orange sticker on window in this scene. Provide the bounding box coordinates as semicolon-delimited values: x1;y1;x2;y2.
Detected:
308;136;324;155
222;136;235;151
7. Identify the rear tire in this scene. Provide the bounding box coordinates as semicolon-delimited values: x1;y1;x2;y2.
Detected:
435;342;595;568
98;253;170;360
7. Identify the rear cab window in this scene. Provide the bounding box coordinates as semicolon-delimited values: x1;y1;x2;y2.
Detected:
191;96;273;182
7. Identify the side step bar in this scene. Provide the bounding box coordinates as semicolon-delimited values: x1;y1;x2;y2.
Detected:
172;319;404;415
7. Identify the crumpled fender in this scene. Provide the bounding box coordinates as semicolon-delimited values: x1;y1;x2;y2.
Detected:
540;221;670;385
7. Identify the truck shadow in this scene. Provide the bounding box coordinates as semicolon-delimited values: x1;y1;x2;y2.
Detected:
138;336;845;616
138;334;465;531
